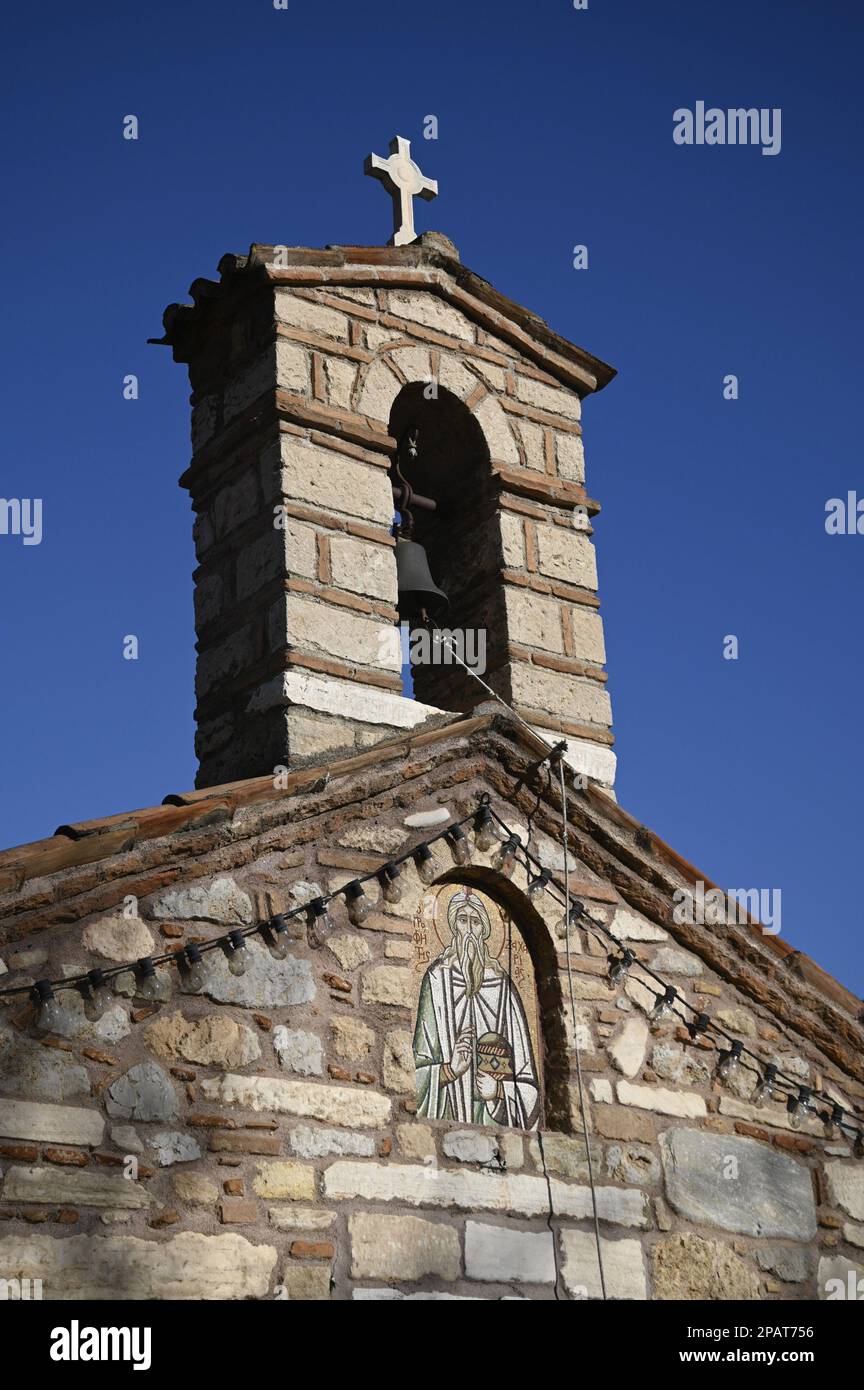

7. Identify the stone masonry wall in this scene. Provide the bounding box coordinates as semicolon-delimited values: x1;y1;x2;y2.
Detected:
177;253;616;790
0;785;860;1300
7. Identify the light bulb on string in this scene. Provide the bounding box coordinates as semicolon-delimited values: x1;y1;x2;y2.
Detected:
648;986;677;1026
30;980;63;1036
306;897;332;948
79;969;112;1022
854;1131;864;1160
179;944;209;994
607;948;636;984
261;913;292;961
345;880;372;926
445;825;472;867
412;845;440;886
716;1040;744;1086
473;804;499;853
787;1085;812;1131
527;868;552;900
555;902;584;938
752;1063;780;1108
824;1103;845;1142
134;957;164;1002
686;1012;710;1042
220;931;250;978
491;834;520;877
378;863;403;905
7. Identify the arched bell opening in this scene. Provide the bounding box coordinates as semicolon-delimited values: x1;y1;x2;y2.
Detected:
388;383;507;713
421;865;572;1134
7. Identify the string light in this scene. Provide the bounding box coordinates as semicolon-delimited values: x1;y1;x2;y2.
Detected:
220;931;250;978
261;913;292;961
687;1012;710;1042
527;867;553;899
752;1063;780;1108
378;863;403;904
30;980;62;1035
607;948;636;984
305;897;332;947
444;825;472;867
824;1103;845;1141
134;957;164;1001
344;880;373;926
412;844;439;886
556;901;585;938
79;968;112;1022
490;833;520;877
472;803;499;852
648;986;677;1025
716;1040;744;1086
787;1085;813;1131
178;944;208;993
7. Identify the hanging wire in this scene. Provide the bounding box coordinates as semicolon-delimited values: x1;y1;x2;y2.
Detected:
558;754;608;1299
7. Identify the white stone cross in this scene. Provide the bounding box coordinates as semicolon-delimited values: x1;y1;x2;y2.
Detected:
364;135;438;247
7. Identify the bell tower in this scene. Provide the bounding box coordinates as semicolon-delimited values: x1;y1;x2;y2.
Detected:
156;191;617;790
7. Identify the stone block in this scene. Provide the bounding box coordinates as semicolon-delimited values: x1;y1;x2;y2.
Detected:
509;663;612;727
0;1027;90;1103
201;1073;391;1128
361;966;413;1009
824;1162;864;1222
81;915;156;963
616;1081;707;1119
514;375;581;421
145;1013;261;1069
660;1127;817;1240
561;1230;647;1299
280;1264;332;1300
202;939;315;1009
609;1018;649;1078
350;1212;460;1281
534;526;597;589
0;1231;276;1299
0;1099;103;1148
273;1027;324;1077
323;1161;648;1226
652;1233;761;1300
442;1130;500;1165
465;1222;555;1283
252;1162;316;1201
331;1016;375;1061
280;438;392;524
2;1165;152;1210
504;588;564;653
327;934;371;973
147;876;253;925
279;593;395;674
275;289;350;341
329;534;398;603
289;1126;375;1159
105;1063;179;1124
388;290;473;341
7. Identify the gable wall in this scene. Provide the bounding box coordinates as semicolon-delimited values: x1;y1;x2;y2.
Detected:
0;773;861;1301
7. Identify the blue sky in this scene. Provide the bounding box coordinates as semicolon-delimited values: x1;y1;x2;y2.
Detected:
1;0;861;993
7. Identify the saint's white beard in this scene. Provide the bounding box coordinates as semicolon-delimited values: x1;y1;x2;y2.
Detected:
457;932;487;998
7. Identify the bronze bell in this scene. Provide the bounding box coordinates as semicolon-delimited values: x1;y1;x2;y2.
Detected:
394;537;449;622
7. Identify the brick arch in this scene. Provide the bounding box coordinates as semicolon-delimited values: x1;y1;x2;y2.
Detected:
353;340;521;468
426;865;572;1133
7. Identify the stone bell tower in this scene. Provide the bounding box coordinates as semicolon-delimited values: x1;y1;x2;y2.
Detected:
155;139;617;791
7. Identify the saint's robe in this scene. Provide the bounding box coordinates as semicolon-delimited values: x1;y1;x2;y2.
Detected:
413;959;540;1129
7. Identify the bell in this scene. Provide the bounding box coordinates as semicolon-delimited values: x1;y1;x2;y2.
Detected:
394;537;449;621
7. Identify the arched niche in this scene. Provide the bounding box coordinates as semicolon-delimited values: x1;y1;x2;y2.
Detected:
388;383;507;713
406;866;571;1134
